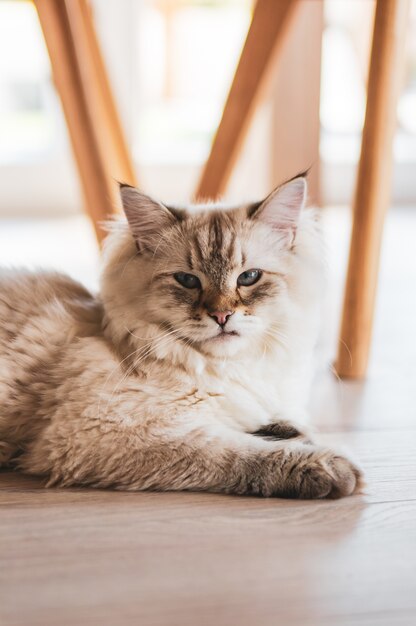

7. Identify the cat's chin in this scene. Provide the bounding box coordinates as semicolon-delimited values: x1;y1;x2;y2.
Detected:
210;330;240;341
197;331;247;357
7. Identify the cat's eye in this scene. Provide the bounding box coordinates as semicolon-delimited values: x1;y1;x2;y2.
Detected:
237;269;262;287
174;272;201;289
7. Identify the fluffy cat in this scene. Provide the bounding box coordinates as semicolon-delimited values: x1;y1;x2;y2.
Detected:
0;175;362;498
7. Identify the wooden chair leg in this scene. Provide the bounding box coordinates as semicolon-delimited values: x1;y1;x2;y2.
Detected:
68;0;137;187
335;0;410;379
35;0;136;244
194;0;299;201
270;0;323;204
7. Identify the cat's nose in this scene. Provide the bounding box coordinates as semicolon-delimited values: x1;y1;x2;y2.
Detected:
208;310;234;327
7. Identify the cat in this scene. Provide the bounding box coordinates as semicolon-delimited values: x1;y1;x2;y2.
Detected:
0;174;362;498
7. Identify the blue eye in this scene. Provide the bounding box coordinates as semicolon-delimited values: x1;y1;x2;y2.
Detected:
237;269;262;286
174;272;201;289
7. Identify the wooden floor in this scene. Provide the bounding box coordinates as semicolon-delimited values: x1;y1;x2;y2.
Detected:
1;208;416;625
1;428;416;626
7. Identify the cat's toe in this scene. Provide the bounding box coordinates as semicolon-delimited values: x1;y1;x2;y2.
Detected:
323;453;364;498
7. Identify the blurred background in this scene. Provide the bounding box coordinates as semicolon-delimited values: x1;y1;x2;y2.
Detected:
1;0;416;211
1;0;416;203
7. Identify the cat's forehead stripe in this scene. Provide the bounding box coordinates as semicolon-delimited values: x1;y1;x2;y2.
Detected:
209;213;223;251
190;232;205;265
186;250;194;271
186;212;242;283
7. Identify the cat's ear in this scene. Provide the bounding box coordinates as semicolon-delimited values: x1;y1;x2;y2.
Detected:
250;174;307;242
119;184;179;250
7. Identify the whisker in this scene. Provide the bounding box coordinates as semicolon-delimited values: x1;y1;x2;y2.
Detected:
100;330;188;419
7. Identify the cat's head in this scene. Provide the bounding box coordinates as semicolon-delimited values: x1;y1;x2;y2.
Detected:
101;175;323;362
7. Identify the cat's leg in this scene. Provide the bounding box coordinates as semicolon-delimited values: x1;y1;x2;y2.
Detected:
21;418;363;499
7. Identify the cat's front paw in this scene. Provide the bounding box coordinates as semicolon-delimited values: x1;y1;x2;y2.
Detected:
279;446;364;499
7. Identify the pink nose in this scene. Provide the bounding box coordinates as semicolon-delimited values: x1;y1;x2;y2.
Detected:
209;310;234;327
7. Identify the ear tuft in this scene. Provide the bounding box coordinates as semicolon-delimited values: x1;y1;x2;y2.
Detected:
251;175;307;239
119;186;177;251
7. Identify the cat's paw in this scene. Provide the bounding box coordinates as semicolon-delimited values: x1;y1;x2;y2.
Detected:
277;445;364;499
253;420;313;444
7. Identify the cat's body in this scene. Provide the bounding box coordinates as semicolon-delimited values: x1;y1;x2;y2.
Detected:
0;177;362;497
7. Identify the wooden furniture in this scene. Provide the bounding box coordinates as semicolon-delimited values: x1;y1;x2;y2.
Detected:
34;0;137;243
335;0;410;378
34;0;409;378
194;0;299;201
269;1;323;205
195;0;409;378
194;0;322;204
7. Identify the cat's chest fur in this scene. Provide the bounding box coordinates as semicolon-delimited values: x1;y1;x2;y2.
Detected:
141;337;311;433
201;375;278;431
189;355;303;432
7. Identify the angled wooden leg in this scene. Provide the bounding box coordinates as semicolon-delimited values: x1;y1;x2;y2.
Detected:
335;0;410;378
67;0;137;186
194;0;299;201
35;0;136;243
270;0;323;204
